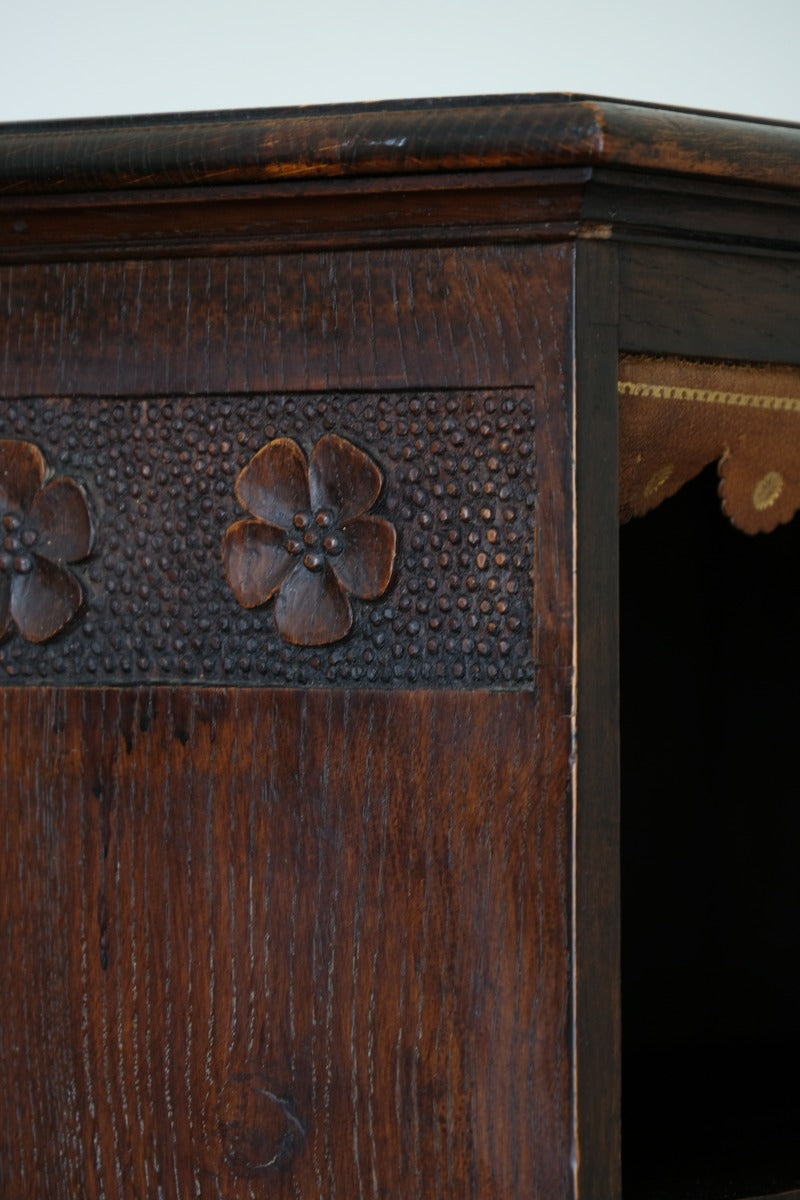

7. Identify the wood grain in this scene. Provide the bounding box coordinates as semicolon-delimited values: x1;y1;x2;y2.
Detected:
0;685;572;1198
0;244;570;396
3;96;800;195
0;388;541;689
619;244;800;364
583;169;800;253
10;93;800;1198
0;99;606;194
0;172;588;264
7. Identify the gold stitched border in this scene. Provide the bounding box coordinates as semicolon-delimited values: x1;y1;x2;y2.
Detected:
619;380;800;414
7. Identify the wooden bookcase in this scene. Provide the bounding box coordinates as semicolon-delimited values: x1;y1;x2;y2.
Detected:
0;95;798;1198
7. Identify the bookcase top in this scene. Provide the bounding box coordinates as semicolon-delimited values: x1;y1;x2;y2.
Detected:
1;94;799;195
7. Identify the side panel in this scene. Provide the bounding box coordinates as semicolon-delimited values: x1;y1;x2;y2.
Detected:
0;238;578;1197
0;687;572;1198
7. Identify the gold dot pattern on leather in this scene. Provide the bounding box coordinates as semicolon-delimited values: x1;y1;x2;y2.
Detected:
644;463;675;498
752;470;784;511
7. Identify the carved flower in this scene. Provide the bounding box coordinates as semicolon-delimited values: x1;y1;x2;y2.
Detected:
223;434;396;645
0;439;94;644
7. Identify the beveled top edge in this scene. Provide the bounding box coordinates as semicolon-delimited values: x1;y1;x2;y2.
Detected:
1;94;800;195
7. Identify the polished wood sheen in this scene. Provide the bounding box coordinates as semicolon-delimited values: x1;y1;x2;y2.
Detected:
0;247;570;393
2;95;800;1199
3;96;800;193
0;687;571;1197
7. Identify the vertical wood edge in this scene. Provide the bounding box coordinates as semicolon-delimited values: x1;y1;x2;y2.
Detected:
573;238;621;1200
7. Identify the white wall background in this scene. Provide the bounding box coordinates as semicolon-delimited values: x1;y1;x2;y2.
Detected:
3;0;799;124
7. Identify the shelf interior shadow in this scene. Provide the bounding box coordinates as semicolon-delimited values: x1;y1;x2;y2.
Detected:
620;463;800;1200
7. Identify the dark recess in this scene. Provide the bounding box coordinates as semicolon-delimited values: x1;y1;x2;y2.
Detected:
621;464;800;1200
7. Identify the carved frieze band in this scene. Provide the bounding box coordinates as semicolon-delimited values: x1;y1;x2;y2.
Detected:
0;391;535;687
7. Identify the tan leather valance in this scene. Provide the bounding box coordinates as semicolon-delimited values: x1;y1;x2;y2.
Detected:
619;354;800;533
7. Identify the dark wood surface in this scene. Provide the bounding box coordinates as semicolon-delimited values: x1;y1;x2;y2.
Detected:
574;240;621;1200
0;245;570;394
0;127;580;1195
0;171;589;263
0;388;540;689
2;95;799;1199
619;245;800;363
0;241;572;694
3;95;800;194
0;687;571;1198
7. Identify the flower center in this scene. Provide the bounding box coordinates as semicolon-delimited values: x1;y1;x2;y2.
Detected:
287;509;345;570
0;511;37;574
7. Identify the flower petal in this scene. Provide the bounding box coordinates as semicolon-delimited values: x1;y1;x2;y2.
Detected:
274;563;352;645
29;477;94;562
308;434;382;521
222;519;294;609
10;556;82;643
235;439;310;526
0;440;46;513
332;516;397;600
0;572;10;640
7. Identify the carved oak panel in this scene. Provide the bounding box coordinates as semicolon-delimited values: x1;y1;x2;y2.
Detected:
0;389;536;687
